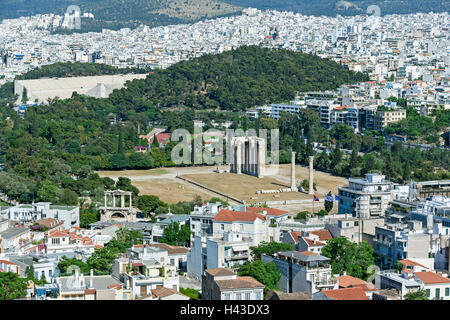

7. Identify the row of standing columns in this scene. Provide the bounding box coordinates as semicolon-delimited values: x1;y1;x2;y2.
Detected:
104;193;132;209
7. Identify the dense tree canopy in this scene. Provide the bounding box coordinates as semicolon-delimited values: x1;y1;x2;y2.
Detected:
321;237;375;281
237;260;281;293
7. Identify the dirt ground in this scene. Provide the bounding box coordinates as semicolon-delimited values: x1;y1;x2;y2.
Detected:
97;164;347;213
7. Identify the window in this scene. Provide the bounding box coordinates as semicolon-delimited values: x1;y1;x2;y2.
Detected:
436;288;440;300
446;288;449;296
223;293;230;300
426;289;430;297
235;293;242;300
221;224;224;231
255;292;262;300
245;293;250;300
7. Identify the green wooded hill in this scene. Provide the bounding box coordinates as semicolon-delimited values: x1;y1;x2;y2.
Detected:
109;45;368;112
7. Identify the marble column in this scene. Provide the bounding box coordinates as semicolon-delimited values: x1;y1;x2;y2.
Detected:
309;156;314;195
291;152;296;190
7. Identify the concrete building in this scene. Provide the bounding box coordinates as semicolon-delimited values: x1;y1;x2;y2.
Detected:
338;173;393;218
190;202;224;238
373;108;407;131
262;251;338;296
187;232;251;280
202;268;264;300
374;225;431;269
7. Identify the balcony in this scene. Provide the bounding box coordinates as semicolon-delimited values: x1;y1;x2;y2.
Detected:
315;278;338;288
225;254;249;261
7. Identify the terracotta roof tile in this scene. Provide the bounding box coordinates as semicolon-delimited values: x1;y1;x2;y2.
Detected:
213;209;266;223
322;287;368;300
415;272;450;284
205;268;236;277
215;276;265;290
309;230;333;241
246;207;288;217
338;275;367;288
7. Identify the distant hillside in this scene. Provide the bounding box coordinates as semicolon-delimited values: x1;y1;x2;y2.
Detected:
108;46;369;112
0;0;241;32
221;0;450;16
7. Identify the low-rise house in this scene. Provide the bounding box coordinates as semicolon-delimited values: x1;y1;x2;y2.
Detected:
262;251;338;296
148;243;189;271
414;271;450;300
202;268;264;300
44;229;96;254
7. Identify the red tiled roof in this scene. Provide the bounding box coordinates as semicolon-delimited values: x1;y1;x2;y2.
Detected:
0;260;15;265
322;287;368;300
309;230;333;241
289;231;303;244
149;133;171;144
302;237;325;247
213;209;266;223
151;287;188;298
398;259;428;270
338;275;367;288
205;268;236;277
246;207;288;217
85;289;96;294
415;272;450;285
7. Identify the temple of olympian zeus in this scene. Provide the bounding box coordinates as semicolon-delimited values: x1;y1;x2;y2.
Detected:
230;136;315;194
100;189;136;222
229;136;266;178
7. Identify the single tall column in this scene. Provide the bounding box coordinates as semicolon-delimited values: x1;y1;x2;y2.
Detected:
240;141;245;174
104;193;107;207
112;194;116;207
249;138;256;176
236;143;242;174
291;152;296;190
309;156;314;195
121;194;125;208
245;140;249;174
257;140;265;178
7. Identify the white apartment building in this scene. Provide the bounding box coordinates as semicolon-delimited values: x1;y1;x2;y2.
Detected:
2;203;79;229
338;173;393;218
